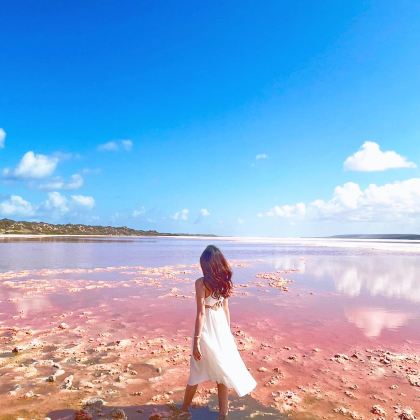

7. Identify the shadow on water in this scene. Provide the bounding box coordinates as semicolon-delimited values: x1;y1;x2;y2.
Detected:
48;394;287;419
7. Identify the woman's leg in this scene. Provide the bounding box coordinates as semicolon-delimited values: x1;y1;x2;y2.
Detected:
216;382;229;417
181;384;198;411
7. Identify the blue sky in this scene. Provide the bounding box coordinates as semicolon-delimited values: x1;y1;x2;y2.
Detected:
1;1;420;236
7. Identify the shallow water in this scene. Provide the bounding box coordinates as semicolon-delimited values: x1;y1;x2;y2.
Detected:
1;236;419;344
1;236;419;418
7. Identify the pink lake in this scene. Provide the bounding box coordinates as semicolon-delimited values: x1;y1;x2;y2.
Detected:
0;236;419;419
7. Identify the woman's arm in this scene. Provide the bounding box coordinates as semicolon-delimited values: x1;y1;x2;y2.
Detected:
193;278;206;361
223;298;230;327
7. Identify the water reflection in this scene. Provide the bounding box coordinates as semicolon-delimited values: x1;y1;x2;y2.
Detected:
1;239;420;342
345;307;412;338
8;292;52;317
266;254;420;338
269;255;420;303
323;257;420;303
270;256;306;273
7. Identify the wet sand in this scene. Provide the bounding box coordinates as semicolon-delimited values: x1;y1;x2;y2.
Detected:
0;255;419;419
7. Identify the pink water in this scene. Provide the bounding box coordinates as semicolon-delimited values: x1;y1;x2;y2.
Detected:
0;237;419;418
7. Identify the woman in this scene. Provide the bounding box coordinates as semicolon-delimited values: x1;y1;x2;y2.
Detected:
180;245;257;419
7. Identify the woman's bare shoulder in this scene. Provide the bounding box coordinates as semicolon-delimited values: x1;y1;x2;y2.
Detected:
195;277;205;288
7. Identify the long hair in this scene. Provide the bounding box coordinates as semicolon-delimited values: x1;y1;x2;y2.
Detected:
200;245;233;299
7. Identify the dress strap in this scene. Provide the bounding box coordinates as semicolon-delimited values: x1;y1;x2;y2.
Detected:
202;278;212;297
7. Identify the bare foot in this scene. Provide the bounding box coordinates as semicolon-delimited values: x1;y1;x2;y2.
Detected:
177;408;192;418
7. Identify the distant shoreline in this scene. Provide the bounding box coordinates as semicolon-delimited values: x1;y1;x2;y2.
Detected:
328;233;420;240
1;233;420;241
0;233;218;239
0;218;217;237
2;234;420;254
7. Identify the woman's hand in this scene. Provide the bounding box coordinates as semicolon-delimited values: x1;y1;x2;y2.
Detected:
192;279;206;361
193;340;202;361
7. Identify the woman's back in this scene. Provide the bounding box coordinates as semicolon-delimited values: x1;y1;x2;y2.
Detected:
202;278;224;306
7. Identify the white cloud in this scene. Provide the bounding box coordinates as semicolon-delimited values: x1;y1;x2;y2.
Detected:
0;192;96;219
194;208;211;224
237;217;245;224
121;139;133;151
344;141;416;172
260;178;420;223
0;195;34;217
0;128;6;149
71;195;95;209
262;203;306;219
81;168;101;175
97;139;133;152
200;208;210;217
44;192;69;213
97;141;119;152
132;207;146;217
310;182;363;218
256;153;268;160
172;208;189;221
39;173;84;190
3;151;59;179
59;173;84;189
53;151;80;161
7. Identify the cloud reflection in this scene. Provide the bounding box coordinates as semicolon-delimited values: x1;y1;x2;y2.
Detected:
267;254;419;337
307;256;420;303
270;256;306;273
9;292;52;317
345;307;411;337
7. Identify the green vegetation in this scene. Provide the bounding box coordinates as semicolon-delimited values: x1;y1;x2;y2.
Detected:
0;218;216;237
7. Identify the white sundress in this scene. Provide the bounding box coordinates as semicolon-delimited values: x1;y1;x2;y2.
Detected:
187;284;257;397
